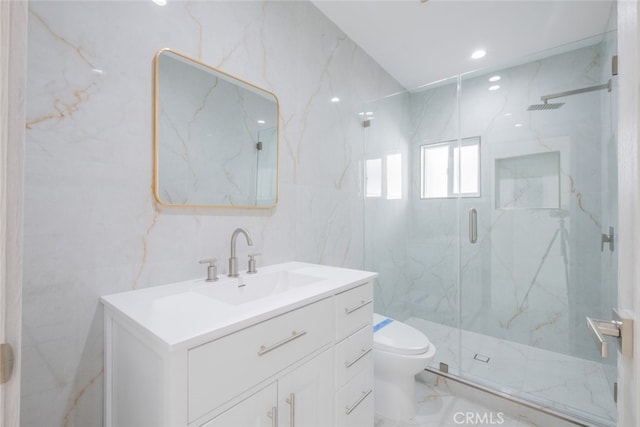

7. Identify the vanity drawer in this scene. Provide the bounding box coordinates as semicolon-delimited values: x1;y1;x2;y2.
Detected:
335;283;372;341
335;325;372;388
335;366;374;427
188;297;333;422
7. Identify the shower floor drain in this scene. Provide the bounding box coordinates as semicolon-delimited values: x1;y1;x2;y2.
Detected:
473;353;490;363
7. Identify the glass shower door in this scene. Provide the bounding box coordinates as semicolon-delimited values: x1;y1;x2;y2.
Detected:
363;76;465;377
458;35;618;426
362;31;618;426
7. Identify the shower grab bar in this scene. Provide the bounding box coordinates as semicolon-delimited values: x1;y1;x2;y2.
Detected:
469;208;477;244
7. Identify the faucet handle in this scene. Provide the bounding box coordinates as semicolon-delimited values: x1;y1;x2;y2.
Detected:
247;253;261;274
199;258;218;282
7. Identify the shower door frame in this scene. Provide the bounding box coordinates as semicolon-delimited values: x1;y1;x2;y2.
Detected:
1;0;27;425
614;1;640;425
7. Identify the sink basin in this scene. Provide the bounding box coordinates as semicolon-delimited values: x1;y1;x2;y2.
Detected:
192;270;325;305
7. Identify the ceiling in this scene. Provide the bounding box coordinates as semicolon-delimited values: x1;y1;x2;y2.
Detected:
311;0;616;90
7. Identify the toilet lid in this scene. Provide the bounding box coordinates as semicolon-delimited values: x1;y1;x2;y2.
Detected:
373;314;432;355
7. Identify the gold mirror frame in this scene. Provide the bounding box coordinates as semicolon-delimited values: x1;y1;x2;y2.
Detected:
153;49;280;209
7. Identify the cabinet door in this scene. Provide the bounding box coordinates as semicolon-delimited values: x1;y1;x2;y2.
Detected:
202;383;277;427
278;350;334;427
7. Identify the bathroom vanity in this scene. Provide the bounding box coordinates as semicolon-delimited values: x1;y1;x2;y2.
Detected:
101;262;376;427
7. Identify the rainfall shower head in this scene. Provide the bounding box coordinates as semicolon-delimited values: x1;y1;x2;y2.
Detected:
528;79;611;112
527;101;564;111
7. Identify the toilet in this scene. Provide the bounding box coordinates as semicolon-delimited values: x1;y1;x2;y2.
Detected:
372;313;436;421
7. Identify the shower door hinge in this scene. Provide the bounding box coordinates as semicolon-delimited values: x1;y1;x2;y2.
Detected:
614;382;618;403
612;55;618;76
601;226;614;252
0;343;14;384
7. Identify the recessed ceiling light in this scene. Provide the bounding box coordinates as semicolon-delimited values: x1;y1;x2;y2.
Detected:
257;120;266;125
471;49;486;60
515;123;523;127
489;85;500;91
489;75;501;82
152;0;167;5
331;97;340;103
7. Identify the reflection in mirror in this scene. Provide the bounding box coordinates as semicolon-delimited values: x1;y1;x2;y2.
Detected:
154;49;279;208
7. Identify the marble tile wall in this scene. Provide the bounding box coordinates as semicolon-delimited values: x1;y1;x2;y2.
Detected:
22;1;401;426
366;40;614;361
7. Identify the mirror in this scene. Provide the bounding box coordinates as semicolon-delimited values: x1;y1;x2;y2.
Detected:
153;49;279;208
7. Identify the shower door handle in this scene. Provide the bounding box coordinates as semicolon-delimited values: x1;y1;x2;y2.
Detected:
469;208;477;244
586;309;634;358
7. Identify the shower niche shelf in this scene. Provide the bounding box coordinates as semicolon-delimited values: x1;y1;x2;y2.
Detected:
495;151;560;210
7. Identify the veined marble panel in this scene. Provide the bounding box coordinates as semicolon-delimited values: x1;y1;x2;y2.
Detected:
22;1;402;426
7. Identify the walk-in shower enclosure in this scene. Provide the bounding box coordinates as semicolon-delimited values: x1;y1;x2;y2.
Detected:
364;30;618;426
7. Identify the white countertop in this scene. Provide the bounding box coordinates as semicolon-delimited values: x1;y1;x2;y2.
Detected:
100;262;377;351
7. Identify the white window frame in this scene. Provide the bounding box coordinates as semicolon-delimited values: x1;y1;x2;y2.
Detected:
420;136;481;199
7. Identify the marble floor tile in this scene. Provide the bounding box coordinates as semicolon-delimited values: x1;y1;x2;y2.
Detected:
375;377;539;427
403;317;616;426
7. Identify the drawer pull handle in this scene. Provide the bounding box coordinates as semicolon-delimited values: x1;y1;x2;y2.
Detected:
345;389;372;415
345;299;372;315
267;406;277;427
345;348;372;368
286;393;296;427
258;330;307;356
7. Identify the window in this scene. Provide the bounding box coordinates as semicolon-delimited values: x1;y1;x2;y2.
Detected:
386;153;402;200
421;137;480;198
365;158;382;197
365;153;403;199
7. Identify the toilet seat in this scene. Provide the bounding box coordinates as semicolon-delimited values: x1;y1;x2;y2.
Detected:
373;314;432;355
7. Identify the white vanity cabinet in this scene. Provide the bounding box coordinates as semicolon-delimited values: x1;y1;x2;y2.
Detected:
203;349;334;427
334;283;374;427
188;297;334;421
101;262;377;427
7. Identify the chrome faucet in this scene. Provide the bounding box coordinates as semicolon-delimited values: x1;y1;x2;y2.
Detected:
228;227;253;277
